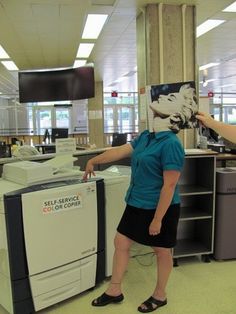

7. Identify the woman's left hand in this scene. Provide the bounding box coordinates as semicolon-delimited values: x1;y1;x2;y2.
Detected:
149;218;162;236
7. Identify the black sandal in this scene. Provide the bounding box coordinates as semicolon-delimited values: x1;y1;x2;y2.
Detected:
91;292;124;306
138;296;167;313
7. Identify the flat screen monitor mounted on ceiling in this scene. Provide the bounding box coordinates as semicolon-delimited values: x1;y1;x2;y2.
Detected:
18;66;95;103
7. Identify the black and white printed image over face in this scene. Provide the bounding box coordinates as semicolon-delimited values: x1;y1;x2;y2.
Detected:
148;81;198;133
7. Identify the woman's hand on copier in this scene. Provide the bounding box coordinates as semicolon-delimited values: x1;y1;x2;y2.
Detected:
83;160;96;181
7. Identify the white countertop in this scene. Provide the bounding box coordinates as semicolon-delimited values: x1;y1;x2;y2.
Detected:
0;147;112;165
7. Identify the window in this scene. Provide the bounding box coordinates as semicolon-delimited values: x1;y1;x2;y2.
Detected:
37;108;52;134
27;100;88;135
104;92;138;133
55;108;70;128
211;93;236;124
28;101;72;135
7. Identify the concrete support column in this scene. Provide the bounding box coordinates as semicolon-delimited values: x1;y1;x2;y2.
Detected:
137;3;197;148
88;81;104;148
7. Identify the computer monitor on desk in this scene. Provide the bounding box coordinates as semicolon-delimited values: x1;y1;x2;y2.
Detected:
51;128;68;143
0;143;11;158
112;133;127;147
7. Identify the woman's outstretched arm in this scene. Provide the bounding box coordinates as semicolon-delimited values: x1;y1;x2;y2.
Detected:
83;143;133;180
196;111;236;144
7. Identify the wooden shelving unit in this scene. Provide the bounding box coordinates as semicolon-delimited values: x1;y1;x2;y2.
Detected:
173;153;216;263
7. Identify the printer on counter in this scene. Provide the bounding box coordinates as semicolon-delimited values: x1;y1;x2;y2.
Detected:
200;119;225;153
207;143;225;153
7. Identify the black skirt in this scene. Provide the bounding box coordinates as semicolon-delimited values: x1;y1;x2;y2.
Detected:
117;203;180;248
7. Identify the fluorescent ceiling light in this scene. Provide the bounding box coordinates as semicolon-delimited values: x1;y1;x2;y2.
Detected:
200;78;217;85
1;61;18;71
219;84;235;88
197;19;225;37
0;92;2;94
205;79;217;83
108;77;126;86
123;70;136;77
114;77;126;83
73;59;87;68
0;45;10;59
223;1;236;12
202;78;217;87
82;14;108;39
199;62;220;70
76;43;94;58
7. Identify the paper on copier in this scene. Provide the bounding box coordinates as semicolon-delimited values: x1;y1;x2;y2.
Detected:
3;155;79;186
3;161;54;185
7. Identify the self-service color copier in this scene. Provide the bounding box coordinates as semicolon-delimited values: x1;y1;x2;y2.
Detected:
0;161;105;314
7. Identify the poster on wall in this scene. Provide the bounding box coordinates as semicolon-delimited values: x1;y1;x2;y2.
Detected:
146;81;199;133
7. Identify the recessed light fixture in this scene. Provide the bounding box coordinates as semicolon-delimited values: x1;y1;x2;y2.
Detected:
114;77;126;83
223;1;236;12
197;19;225;37
219;84;235;88
1;61;18;71
82;14;108;39
123;70;137;77
73;59;87;68
201;78;217;87
108;76;127;86
199;62;220;70
0;45;10;59
205;79;217;83
76;43;94;58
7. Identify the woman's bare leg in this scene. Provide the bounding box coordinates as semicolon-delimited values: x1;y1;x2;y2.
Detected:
152;247;173;300
139;247;172;310
105;232;133;296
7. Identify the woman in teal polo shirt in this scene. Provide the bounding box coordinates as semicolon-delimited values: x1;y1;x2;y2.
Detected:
82;85;193;312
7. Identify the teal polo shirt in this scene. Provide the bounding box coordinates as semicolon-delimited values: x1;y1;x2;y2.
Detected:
125;130;185;209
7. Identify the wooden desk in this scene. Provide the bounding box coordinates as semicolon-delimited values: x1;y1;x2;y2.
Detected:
216;153;236;167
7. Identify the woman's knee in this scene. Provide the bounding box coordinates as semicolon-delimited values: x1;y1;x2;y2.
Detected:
114;232;133;251
152;247;172;258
